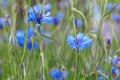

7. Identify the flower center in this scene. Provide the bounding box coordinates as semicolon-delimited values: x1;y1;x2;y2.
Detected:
74;38;82;44
35;13;43;23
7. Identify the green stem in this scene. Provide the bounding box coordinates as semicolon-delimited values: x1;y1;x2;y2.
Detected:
72;7;87;33
97;0;108;44
40;51;45;80
74;50;78;80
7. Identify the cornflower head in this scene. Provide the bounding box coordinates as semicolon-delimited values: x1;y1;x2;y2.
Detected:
27;4;53;24
112;55;120;65
66;33;92;50
104;32;111;46
111;55;120;70
111;66;119;79
0;14;11;28
49;68;68;80
74;18;83;28
52;12;64;25
106;2;114;11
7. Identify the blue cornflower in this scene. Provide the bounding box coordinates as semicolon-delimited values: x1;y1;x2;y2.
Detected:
28;11;53;24
16;30;24;46
115;4;120;11
53;12;64;25
111;14;120;22
27;6;53;24
16;27;39;50
50;68;68;79
111;66;119;78
27;40;38;50
74;18;83;28
44;2;52;12
112;55;120;65
106;3;120;11
27;26;34;39
0;15;11;28
106;2;114;10
50;68;62;79
66;33;92;50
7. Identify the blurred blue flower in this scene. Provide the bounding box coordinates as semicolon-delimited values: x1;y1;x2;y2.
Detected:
66;33;92;50
98;77;108;80
106;2;114;10
97;66;104;73
50;68;62;79
33;41;39;49
0;18;3;28
111;66;119;78
0;15;11;28
106;2;120;11
112;55;120;65
97;66;108;80
53;12;64;24
16;30;24;46
74;18;83;27
27;26;34;39
27;3;53;24
50;68;68;79
44;3;52;12
115;4;120;11
16;27;39;50
27;40;38;50
97;65;120;80
111;14;120;22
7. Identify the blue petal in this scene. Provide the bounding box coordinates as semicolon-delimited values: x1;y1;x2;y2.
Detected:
66;35;76;49
27;26;34;39
112;55;119;65
16;30;24;46
74;18;83;27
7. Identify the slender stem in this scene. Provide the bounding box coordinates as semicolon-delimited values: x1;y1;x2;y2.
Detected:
72;7;87;33
97;0;108;44
74;50;78;80
40;51;45;80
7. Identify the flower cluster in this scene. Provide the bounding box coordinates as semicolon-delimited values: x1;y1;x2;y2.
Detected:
97;55;120;80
